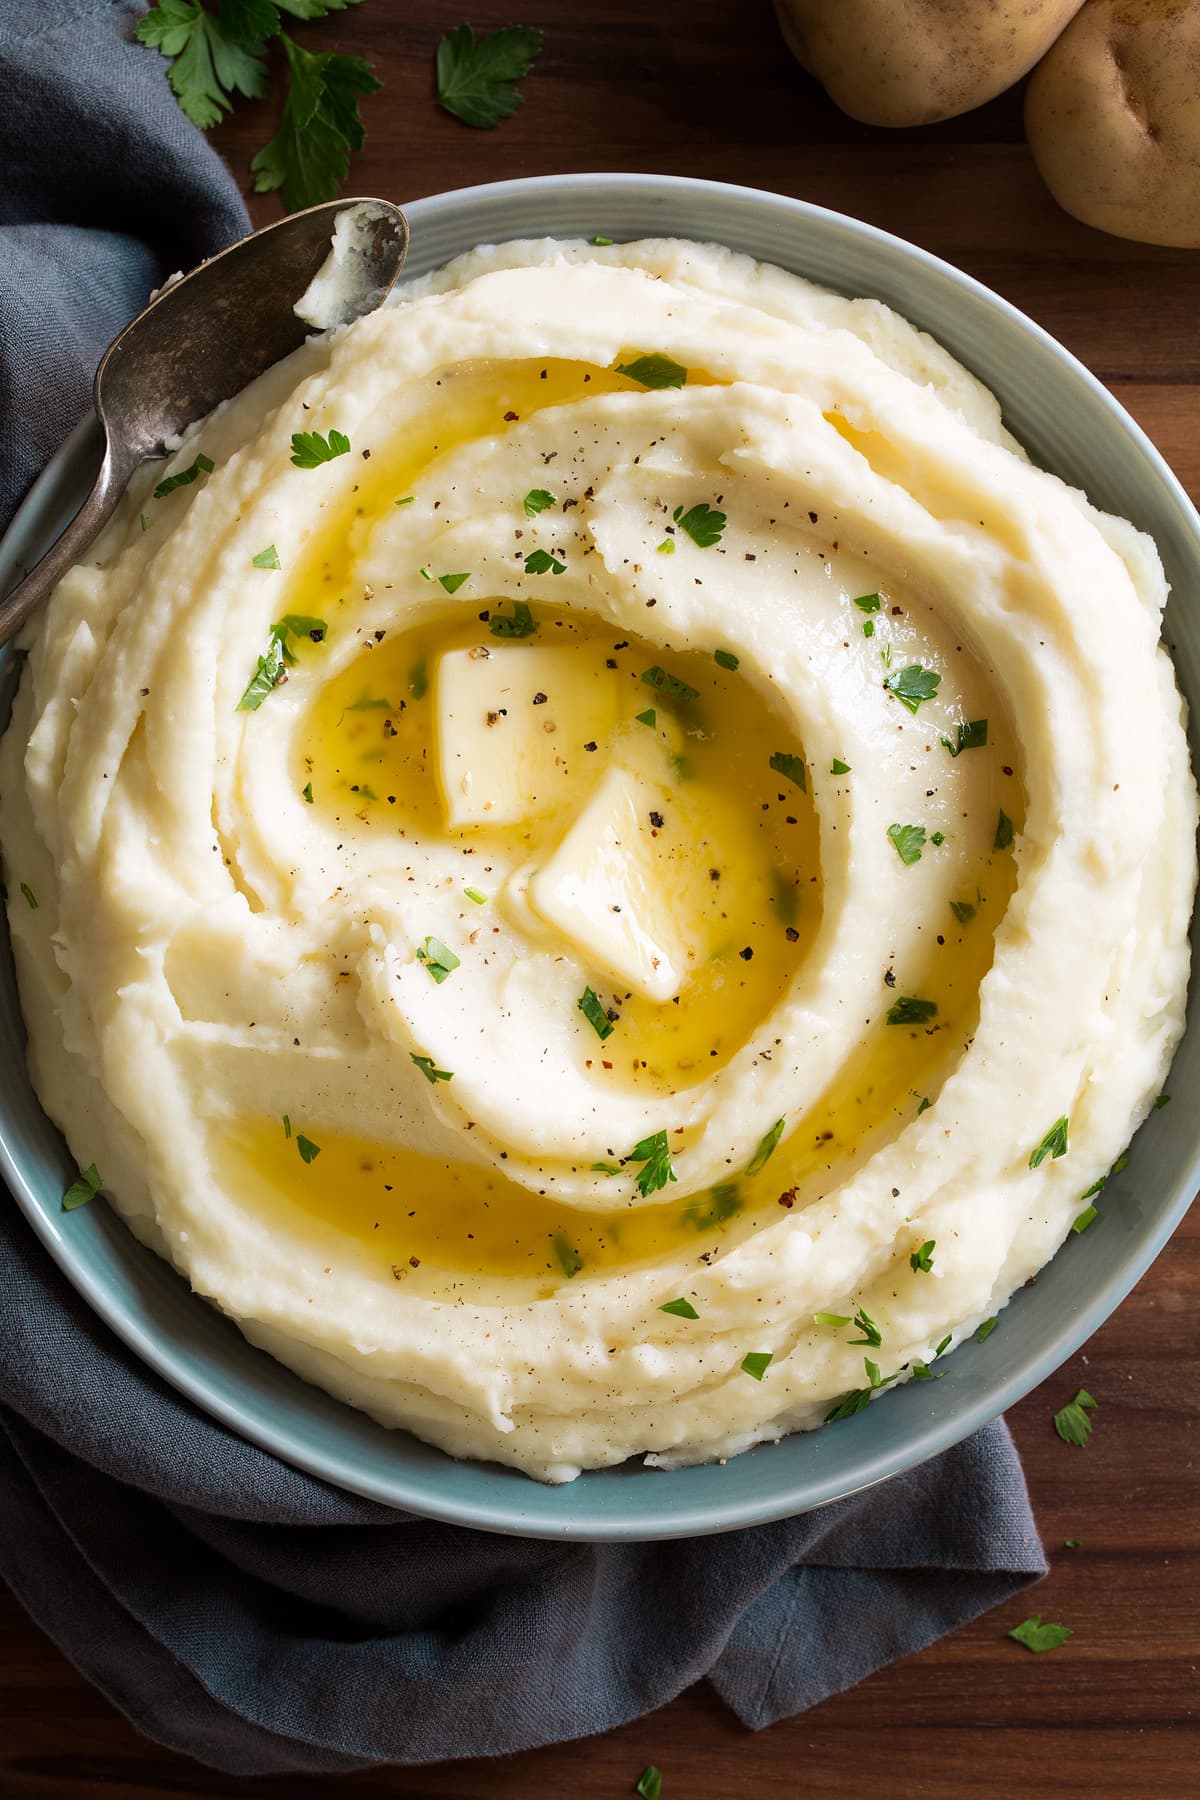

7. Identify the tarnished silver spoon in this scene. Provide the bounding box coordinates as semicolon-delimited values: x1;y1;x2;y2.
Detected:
0;198;409;647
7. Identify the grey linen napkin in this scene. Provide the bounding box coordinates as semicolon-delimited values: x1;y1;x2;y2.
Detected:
0;0;1048;1776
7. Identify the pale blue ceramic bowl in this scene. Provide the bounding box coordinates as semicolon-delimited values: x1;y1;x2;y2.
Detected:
3;175;1198;1539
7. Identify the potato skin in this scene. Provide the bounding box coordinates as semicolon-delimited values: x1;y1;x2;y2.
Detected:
1025;0;1200;247
774;0;1086;127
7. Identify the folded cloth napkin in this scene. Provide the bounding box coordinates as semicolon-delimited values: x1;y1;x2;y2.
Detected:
0;0;1048;1777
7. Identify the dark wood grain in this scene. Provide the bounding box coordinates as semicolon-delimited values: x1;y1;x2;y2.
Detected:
3;1;1197;1792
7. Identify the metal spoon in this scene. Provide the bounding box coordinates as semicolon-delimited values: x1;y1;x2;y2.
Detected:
0;198;409;647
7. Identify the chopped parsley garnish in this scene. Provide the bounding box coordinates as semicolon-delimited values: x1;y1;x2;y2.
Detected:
1072;1204;1099;1234
635;1766;663;1800
523;488;556;516
824;1385;873;1423
1030;1115;1069;1169
19;883;37;910
409;659;428;699
976;1316;998;1343
862;619;875;639
417;936;460;983
949;899;976;925
296;1134;321;1164
641;665;699;704
673;502;726;548
853;593;881;614
887;823;926;865
437;572;470;594
909;1239;935;1273
883;663;941;713
814;1311;852;1327
714;648;739;671
251;543;281;570
1053;1388;1097;1447
615;354;687;390
930;831;945;846
301;781;313;804
410;1054;453;1084
660;1297;699;1320
917;1095;932;1114
140;511;149;531
1065;1538;1082;1549
747;1116;785;1175
282;1115;291;1139
741;1351;773;1380
1009;1616;1072;1653
395;495;415;506
935;1332;952;1355
553;1234;582;1278
578;986;614;1041
630;1130;677;1198
290;429;350;468
769;750;807;792
278;613;326;647
523;548;566;576
62;1162;103;1211
490;601;537;638
656;539;675;555
831;758;851;775
152;451;214;499
591;1162;622;1175
236;615;327;711
1156;1092;1171;1108
592;234;613;246
849;1305;882;1348
941;719;988;756
681;1182;740;1230
464;886;487;905
636;707;657;727
886;996;938;1027
436;23;542;129
994;810;1014;851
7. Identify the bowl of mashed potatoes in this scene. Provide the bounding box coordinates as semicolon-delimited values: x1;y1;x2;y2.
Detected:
2;174;1198;1538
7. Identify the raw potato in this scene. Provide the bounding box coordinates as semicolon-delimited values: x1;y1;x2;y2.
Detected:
774;0;1086;127
1026;0;1200;247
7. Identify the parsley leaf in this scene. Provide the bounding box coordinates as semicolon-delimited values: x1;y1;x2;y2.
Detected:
435;23;542;128
769;750;807;793
641;665;699;704
616;354;687;390
635;1768;663;1800
490;601;537;638
714;648;739;670
673;502;726;548
1009;1616;1072;1653
747;1116;785;1175
1030;1115;1069;1169
853;592;882;614
909;1239;935;1273
62;1162;103;1211
887;822;926;866
523;488;556;516
136;0;268;130
252;543;281;569
437;572;470;594
994;809;1014;851
410;1053;453;1084
949;899;976;925
296;1133;321;1163
578;986;614;1041
523;548;567;575
660;1297;699;1320
636;707;657;727
831;758;851;775
553;1233;582;1279
153;451;214;499
417;936;460;983
630;1130;677;1198
1053;1387;1097;1447
236;624;289;711
883;663;941;713
941;719;988;756
290;428;351;467
19;883;37;910
741;1351;773;1380
250;31;378;210
301;781;314;803
886;996;938;1027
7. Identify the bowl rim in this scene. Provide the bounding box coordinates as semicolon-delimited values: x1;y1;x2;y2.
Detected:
2;171;1198;1540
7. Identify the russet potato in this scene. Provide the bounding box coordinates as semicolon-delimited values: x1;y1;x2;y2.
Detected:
773;0;1086;127
1025;0;1200;247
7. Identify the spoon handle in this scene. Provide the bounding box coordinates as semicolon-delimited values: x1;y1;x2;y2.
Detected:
0;437;133;649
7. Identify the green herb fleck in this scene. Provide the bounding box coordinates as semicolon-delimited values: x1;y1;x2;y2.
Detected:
1155;1092;1171;1109
630;1130;677;1198
152;451;214;499
636;707;656;727
814;1311;852;1328
680;1182;740;1230
941;719;988;756
591;1162;622;1175
409;659;428;699
62;1162;103;1211
1030;1115;1069;1169
853;593;882;614
917;1095;932;1115
641;665;699;704
635;1767;663;1800
883;663;941;713
886;996;938;1027
1065;1538;1081;1549
578;986;614;1041
930;831;945;846
831;758;851;775
747;1116;785;1175
139;512;149;531
862;619;875;639
741;1351;773;1380
236;624;288;712
19;883;37;910
523;548;566;575
714;648;739;671
849;1305;882;1348
887;823;926;866
523;488;556;516
1009;1616;1072;1653
994;810;1014;851
553;1233;582;1278
976;1316;998;1343
417;936;460;983
395;495;415;507
656;539;675;555
824;1386;873;1423
282;1115;291;1139
301;781;313;804
673;502;726;548
769;750;807;793
410;1054;453;1084
1054;1387;1097;1447
935;1332;952;1355
660;1297;699;1320
296;1134;321;1164
252;544;281;570
437;572;470;594
464;886;487;905
909;1240;935;1274
490;601;537;639
289;429;350;468
592;234;613;246
615;354;687;390
949;899;976;925
1072;1204;1098;1234
435;22;541;128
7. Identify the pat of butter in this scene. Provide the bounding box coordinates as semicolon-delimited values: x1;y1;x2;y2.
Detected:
435;645;620;828
528;764;689;1002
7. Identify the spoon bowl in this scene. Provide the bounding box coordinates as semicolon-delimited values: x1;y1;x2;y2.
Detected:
0;197;408;647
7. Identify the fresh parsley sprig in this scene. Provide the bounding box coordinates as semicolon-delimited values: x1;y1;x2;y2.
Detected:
436;24;542;128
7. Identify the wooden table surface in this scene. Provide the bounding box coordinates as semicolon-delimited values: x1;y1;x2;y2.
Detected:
3;2;1198;1794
